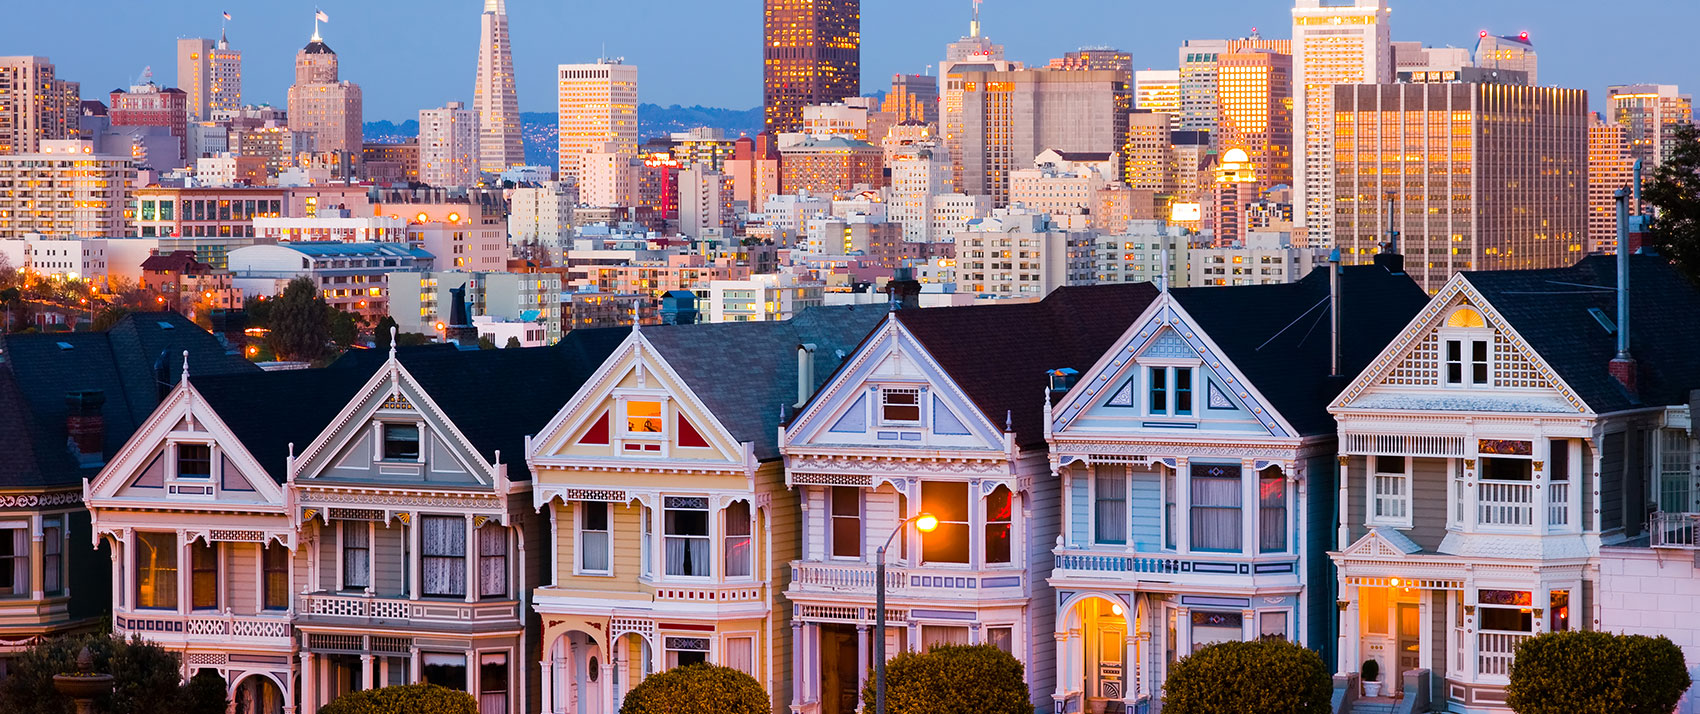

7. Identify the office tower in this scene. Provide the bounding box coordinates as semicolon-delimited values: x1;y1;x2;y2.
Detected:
889;143;951;242
286;30;364;169
763;0;860;134
1125;111;1176;196
884;74;938;124
1332;82;1588;292
1135;70;1181;125
109;82;189;167
1216;50;1292;190
557;59;638;183
1607;84;1694;168
939;1;1013;190
1293;0;1391;246
954;68;1125;206
1049;48;1134;81
474;0;524;172
1588;114;1634;254
1392;41;1471;74
419;101;479;188
1177;37;1289;140
0;56;80;155
1475;32;1537;85
0;139;134;239
176;36;241;122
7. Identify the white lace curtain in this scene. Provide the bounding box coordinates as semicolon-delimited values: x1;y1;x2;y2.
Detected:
421;516;466;597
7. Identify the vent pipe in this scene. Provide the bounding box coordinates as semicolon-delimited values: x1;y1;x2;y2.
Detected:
795;343;818;409
1329;249;1343;378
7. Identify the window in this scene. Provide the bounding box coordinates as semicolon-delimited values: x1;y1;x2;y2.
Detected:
1660;430;1692;513
920;481;970;564
1371;455;1410;525
1549;590;1570;632
1175;369;1193;415
987;626;1014;654
921;625;969;649
135;532;178;609
1259;611;1289;640
579;503;611;574
1148;367;1195;416
1163;467;1177;549
881;388;920;424
724;636;756;676
422;653;468;692
1477;590;1533;632
665;636;710;669
1148;368;1167;413
478;653;508;714
625;401;663;434
1444;338;1489;386
1095;468;1127;545
830;487;861;558
1480;457;1531;481
664;497;711;577
41;519;61;595
724;501;753;579
1191;611;1244;647
177;443;211;479
1189;464;1242;553
422;516;467;597
985;486;1013;564
342;522;369;590
0;528;24;597
478;523;507;598
191;541;218;609
1259;469;1287;553
383;424;420;461
262;543;289;610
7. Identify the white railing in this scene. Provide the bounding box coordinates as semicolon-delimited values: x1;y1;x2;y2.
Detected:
115;611;291;642
1650;512;1700;548
1478;481;1535;528
790;561;1022;596
299;593;519;625
1477;631;1532;678
793;562;907;591
1343;432;1468;458
1547;482;1570;527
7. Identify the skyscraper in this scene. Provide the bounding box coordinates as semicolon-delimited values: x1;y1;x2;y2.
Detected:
1177;37;1289;142
1607;84;1694;169
177;35;241;122
1292;0;1391;246
557;59;638;183
883;74;938;124
109;82;190;167
1588;113;1633;254
286;28;363;171
420;101;480;188
1474;32;1537;85
474;0;523;173
1216;50;1293;190
0;56;80;155
1134;70;1181;126
940;2;1014;193
954;68;1125;206
763;0;860;134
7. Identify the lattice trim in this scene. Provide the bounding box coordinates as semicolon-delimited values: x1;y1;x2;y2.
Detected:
208;529;266;542
329;508;384;521
789;473;873;487
1386;332;1441;387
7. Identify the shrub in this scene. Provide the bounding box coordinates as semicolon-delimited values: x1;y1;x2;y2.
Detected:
620;663;770;714
0;633;208;714
865;643;1030;714
1162;639;1331;714
1507;630;1692;714
320;683;478;714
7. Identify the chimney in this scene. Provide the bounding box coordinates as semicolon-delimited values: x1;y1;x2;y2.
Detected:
1610;188;1637;397
65;390;106;468
795;343;818;409
1329;249;1344;378
444;285;479;347
886;266;921;311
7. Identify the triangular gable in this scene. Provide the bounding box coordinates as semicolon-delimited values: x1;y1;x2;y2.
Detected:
88;379;284;507
1340;528;1424;558
290;355;493;486
1331;276;1591;414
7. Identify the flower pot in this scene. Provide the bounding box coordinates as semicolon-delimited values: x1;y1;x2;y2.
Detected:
1362;681;1382;698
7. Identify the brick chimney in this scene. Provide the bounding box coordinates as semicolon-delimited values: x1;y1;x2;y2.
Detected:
65;390;106;468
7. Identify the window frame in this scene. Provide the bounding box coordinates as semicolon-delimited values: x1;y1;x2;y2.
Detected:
723;500;754;580
879;387;922;426
1368;455;1414;528
381;423;421;462
985;485;1014;565
919;481;971;566
262;542;290;611
664;636;711;670
1188;463;1244;554
175;442;213;480
662;496;713;579
191;539;219;610
420;515;468;598
477;522;508;600
134;531;178;610
1144;364;1199;418
341;520;371;591
829;486;862;559
1093;468;1128;546
1440;329;1492;388
577;502;613;576
41;517;62;596
1258;468;1288;554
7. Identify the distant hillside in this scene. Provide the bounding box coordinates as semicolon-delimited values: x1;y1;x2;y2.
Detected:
363;104;763;168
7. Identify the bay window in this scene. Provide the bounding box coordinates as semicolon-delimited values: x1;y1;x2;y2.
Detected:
1164;467;1176;549
421;516;467;597
579;503;611;574
135;532;177;609
42;518;61;595
920;481;969;564
830;486;861;558
985;486;1012;564
1095;468;1127;545
0;528;25;597
724;501;753;578
478;523;507;598
1258;469;1287;553
1189;464;1242;553
342;521;370;590
191;540;218;610
664;497;711;577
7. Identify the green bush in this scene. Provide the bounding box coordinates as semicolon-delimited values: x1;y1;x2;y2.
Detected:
0;633;218;714
620;663;770;714
1162;639;1331;714
320;683;477;714
1507;630;1692;714
864;643;1030;714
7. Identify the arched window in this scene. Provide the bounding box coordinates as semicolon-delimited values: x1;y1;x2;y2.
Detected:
1445;306;1486;328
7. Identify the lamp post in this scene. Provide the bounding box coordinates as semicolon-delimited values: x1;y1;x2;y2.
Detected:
876;511;937;714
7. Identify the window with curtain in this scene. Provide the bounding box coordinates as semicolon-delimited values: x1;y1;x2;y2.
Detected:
1372;455;1410;524
664;636;710;669
342;522;370;590
1189;464;1242;552
1095;468;1127;545
0;528;25;597
421;516;467;597
724;636;755;676
263;543;289;610
478;653;508;714
191;540;218;610
830;486;861;558
41;519;61;595
580;503;611;574
478;523;507;598
1164;467;1176;549
987;626;1014;654
383;424;420;461
641;506;653;577
985;486;1012;564
724;501;752;579
664;497;711;577
135;532;178;609
1259;469;1287;553
920;481;970;564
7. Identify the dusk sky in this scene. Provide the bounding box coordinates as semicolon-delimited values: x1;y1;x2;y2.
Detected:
8;0;1689;120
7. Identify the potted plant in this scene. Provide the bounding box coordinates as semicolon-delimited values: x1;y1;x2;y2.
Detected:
1361;659;1382;697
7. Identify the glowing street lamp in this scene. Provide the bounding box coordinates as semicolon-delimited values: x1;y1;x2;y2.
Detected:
875;512;937;714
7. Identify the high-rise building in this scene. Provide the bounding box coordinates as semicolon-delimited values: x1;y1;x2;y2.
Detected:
778;135;882;196
1049;48;1134;81
1392;41;1471;74
176;35;241;122
1474;32;1537;85
1292;0;1391;245
363;140;419;185
1216;50;1293;190
1134;69;1181;127
1177;37;1289;141
0;56;80;155
285;30;363;171
763;0;860;134
955;206;1095;297
474;0;524;173
419;101;479;188
1125;111;1176;197
1588;114;1634;255
888;142;951;242
1607;84;1694;169
883;74;938;124
556;59;638;183
1331;82;1588;292
954;68;1126;206
109;83;189;167
0;139;134;239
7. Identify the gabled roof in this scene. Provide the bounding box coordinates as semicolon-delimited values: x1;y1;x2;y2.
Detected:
639;306;885;461
1171;260;1428;435
189;362;379;485
1463;255;1700;413
896;283;1161;448
139;251;210;273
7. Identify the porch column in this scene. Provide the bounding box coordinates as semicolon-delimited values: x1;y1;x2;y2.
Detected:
1418;591;1434;681
1123;632;1139;707
1464;587;1481;682
124;529;136;609
409;645;422;682
409;513;421;600
178;532;191;615
1337;456;1351;551
856;624;870;709
1061;468;1073;548
1344;584;1361;673
1051;630;1071;705
1462;459;1480;531
600;661;616;714
463;514;477;603
1174;459;1191;553
361;653;374;690
299;652;316;714
1534;455;1550;536
538;657;554;714
790;622;804;710
1174;607;1191;658
1136;631;1153;700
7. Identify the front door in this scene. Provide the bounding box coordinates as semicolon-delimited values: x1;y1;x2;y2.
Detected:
1395;603;1420;695
820;623;860;714
1088;618;1126;710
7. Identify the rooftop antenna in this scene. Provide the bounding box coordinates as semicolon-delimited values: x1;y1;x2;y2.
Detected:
970;0;983;38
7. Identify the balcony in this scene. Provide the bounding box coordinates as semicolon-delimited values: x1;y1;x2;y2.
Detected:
114;611;292;648
1051;547;1299;580
789;561;1024;601
297;593;520;628
1477;480;1536;530
1650;512;1700;549
1476;630;1532;680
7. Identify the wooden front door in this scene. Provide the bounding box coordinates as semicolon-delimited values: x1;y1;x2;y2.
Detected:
1090;620;1127;706
1395;603;1421;694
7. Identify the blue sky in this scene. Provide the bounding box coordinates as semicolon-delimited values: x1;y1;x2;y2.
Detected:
7;0;1688;120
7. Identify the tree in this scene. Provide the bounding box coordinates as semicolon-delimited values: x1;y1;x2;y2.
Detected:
866;644;1030;714
1506;630;1691;714
504;336;522;349
266;277;330;361
1643;121;1700;283
183;669;230;714
375;315;399;352
1162;639;1331;714
0;633;210;714
620;663;770;714
92;305;132;332
477;335;496;350
397;332;432;347
320;683;477;714
328;308;360;348
243;294;273;328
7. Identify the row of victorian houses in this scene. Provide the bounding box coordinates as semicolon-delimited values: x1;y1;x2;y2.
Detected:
0;252;1695;714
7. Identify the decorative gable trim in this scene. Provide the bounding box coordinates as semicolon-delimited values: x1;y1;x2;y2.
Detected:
86;378;286;510
1339;528;1424;559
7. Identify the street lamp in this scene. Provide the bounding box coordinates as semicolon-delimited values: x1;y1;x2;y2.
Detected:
876;511;937;714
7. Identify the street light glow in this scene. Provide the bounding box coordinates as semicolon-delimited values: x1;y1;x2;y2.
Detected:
914;513;938;533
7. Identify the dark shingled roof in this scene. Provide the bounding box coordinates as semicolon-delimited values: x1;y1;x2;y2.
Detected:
302;41;335;55
896;283;1162;448
0;312;257;488
641;306;886;461
1464;255;1700;413
1173;259;1429;435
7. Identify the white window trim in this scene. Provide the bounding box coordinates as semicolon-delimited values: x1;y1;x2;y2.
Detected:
1367;456;1414;529
614;392;672;459
659;495;715;581
575;502;614;577
374;420;426;463
723;502;757;582
719;631;760;675
1142;361;1201;419
169;440;217;481
338;520;373;592
827;486;863;561
1439;330;1493;389
878;386;924;427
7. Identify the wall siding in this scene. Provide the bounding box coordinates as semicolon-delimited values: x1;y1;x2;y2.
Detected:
1068;473;1090;546
228;542;258;616
1601;431;1625;532
374;523;405;596
1020;450;1059;713
1407;458;1449;551
1130;467;1162;552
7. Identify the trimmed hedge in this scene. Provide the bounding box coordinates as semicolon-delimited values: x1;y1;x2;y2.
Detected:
1507;630;1692;714
619;663;770;714
863;644;1030;714
319;683;478;714
1162;639;1331;714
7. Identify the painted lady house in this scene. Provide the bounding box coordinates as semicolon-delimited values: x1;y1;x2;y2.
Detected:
525;308;879;714
1044;254;1426;713
780;285;1159;714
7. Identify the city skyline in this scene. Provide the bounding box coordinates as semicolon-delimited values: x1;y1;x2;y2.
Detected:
6;0;1694;120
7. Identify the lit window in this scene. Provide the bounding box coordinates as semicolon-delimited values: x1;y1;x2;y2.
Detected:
626;401;663;434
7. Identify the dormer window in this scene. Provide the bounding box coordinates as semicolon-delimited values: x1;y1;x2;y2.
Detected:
880;388;921;424
176;444;211;479
1442;307;1491;387
625;401;664;435
382;424;420;461
1147;367;1194;416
